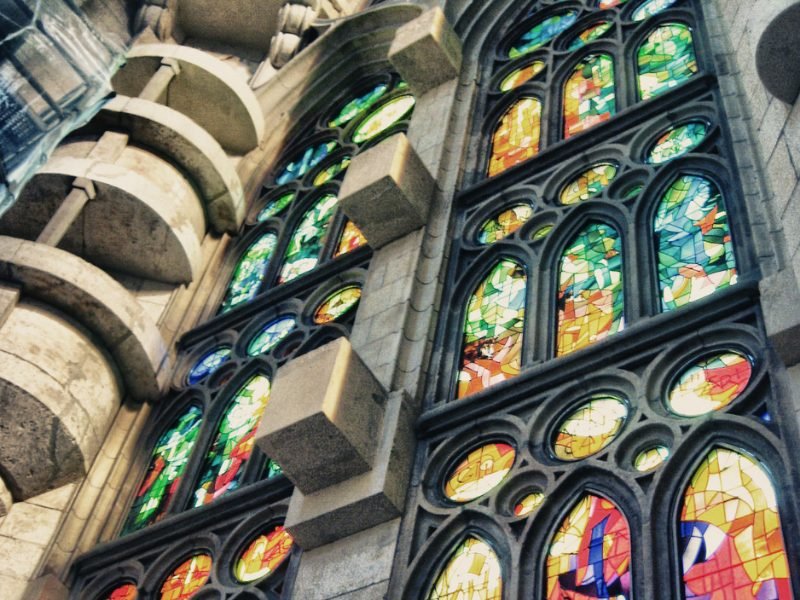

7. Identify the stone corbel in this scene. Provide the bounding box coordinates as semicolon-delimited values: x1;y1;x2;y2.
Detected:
753;0;800;103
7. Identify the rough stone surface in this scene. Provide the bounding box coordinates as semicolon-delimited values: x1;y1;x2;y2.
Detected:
759;269;800;366
0;477;12;518
0;284;19;330
754;1;800;103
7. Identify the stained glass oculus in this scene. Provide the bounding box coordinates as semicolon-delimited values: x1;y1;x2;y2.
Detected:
564;54;616;138
631;0;678;22
499;61;545;92
477;204;534;245
553;395;628;461
219;233;277;314
488;97;542;177
560;162;618;205
509;10;579;58
634;445;669;472
275;140;338;185
247;317;296;356
427;537;502;600
314;285;362;324
667;351;752;417
187;347;232;385
567;21;613;50
514;492;546;517
234;525;294;583
351;95;415;144
329;83;389;128
160;554;211;600
647;121;708;164
313;155;351;186
638;23;698;100
443;441;515;503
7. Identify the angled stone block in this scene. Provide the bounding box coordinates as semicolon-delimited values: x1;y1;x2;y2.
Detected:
760;268;800;366
388;7;462;95
255;338;386;494
338;134;434;249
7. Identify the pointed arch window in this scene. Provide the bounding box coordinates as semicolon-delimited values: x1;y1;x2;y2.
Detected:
219;232;278;314
563;54;616;139
637;23;698;100
488;97;543;177
428;536;503;599
278;194;339;284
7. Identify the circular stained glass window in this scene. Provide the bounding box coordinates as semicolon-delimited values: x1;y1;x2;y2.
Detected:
634;445;670;472
103;583;137;600
314;286;362;324
499;61;545;92
160;554;211;599
667;351;752;417
187;347;232;385
477;204;534;245
257;192;296;222
234;525;294;583
443;441;516;503
514;491;545;516
351;95;416;144
553;395;628;461
560;163;618;205
647;121;708;164
247;317;296;356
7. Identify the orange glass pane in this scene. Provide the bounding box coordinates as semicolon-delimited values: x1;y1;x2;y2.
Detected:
499;61;545;92
427;537;502;600
563;54;615;138
234;525;294;583
488;97;542;177
444;442;515;503
514;492;545;517
335;220;367;257
160;555;211;600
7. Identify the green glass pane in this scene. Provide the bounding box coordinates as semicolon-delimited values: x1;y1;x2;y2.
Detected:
187;347;232;385
257;192;296;222
265;458;283;479
278;194;338;284
313;156;351;186
564;54;616;138
532;224;554;241
560;163;618;205
329;83;390;127
623;185;643;199
276;140;339;185
509;10;578;58
647;121;708;164
247;317;296;356
352;95;416;144
632;0;678;21
567;21;613;50
638;23;697;100
219;233;278;314
477;204;534;245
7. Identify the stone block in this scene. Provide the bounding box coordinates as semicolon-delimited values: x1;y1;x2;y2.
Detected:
0;502;61;546
255;338;386;495
0;477;11;518
0;284;19;330
760;268;800;366
339;134;434;249
388;7;462;95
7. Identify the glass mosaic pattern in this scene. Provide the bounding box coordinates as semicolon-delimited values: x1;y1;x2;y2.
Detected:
234;525;294;583
478;204;534;245
107;583;137;600
514;492;546;517
599;0;627;7
457;260;526;398
352;95;415;144
428;537;502;600
247;317;296;356
647;121;708;164
257;192;295;222
553;395;628;461
488;97;542;177
509;11;579;58
193;375;271;507
329;83;389;128
499;61;545;92
564;54;616;138
638;23;697;100
560;163;618;205
631;0;678;22
654;175;737;311
567;21;613;50
546;495;632;600
265;458;283;479
444;442;516;503
219;233;277;313
335;220;367;257
187;347;231;385
122;406;203;534
681;448;792;599
278;194;338;284
313;155;351;186
314;285;362;324
276;140;338;185
160;555;211;600
533;224;554;241
667;351;752;417
634;445;669;472
557;223;624;356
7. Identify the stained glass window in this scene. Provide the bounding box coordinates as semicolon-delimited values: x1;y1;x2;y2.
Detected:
335;220;367;257
680;448;792;599
329;83;389;128
631;0;678;22
257;192;295;222
313;155;351;186
477;205;534;245
457;260;526;398
553;395;628;461
560;163;618;205
567;21;613;50
427;537;502;600
667;351;752;417
160;554;211;600
546;495;632;600
637;23;697;100
219;233;277;313
557;223;624;356
351;95;416;144
532;224;554;241
654;174;737;311
247;317;296;356
488;97;542;177
499;61;545;92
122;406;203;535
509;10;579;58
634;445;669;472
106;583;137;600
647;121;708;164
599;0;627;7
234;525;294;583
443;442;515;503
187;347;231;385
564;54;616;138
514;492;545;517
278;194;338;284
314;285;362;324
193;374;271;506
275;140;338;185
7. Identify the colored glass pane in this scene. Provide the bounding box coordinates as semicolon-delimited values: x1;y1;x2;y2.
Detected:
122;406;202;534
335;220;367;257
668;351;752;417
160;555;211;600
352;95;415;144
553;395;628;461
234;525;294;583
219;233;277;313
560;163;618;205
546;495;632;600
631;0;678;21
567;21;613;50
654;174;737;311
276;140;338;185
106;583;137;600
638;23;697;100
278;194;338;284
634;445;669;472
647;121;708;164
457;260;526;398
247;317;296;356
499;61;545;92
193;374;271;506
509;10;579;58
329;83;389;127
427;537;502;600
444;442;515;503
557;223;624;356
488;97;542;177
533;224;554;241
314;285;362;324
623;185;643;199
681;448;792;599
564;54;616;138
313;155;351;186
478;205;534;245
599;0;627;7
514;492;545;517
265;458;283;478
257;192;295;222
187;347;231;385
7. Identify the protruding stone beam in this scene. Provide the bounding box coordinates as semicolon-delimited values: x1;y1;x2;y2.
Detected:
35;179;96;247
338;134;434;249
754;0;800;103
760;268;800;366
